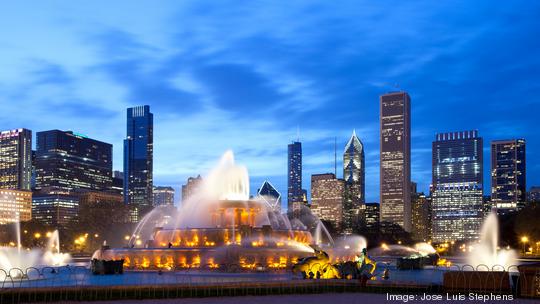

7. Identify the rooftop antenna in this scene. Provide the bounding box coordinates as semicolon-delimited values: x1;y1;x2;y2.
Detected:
334;136;337;176
296;126;300;142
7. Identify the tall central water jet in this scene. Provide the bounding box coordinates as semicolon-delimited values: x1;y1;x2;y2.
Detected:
205;150;249;201
467;212;517;270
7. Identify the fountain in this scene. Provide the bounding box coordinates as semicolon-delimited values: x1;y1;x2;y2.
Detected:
0;224;71;273
94;151;356;271
467;212;517;270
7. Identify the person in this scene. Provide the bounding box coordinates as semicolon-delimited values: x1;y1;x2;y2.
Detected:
168;242;173;248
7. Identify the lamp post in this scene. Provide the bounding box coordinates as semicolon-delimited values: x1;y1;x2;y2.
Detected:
521;236;529;254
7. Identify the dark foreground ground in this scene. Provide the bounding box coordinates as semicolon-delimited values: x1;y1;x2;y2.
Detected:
57;293;537;304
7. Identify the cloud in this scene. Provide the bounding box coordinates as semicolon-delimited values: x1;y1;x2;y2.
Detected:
1;0;540;204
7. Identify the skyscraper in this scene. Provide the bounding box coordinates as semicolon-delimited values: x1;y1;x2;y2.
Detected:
491;139;526;214
379;92;411;232
181;175;202;203
287;141;303;213
153;186;175;206
124;105;154;217
432;130;483;243
0;128;32;190
342;130;365;234
411;191;432;242
310;173;345;231
35;130;112;194
257;180;281;211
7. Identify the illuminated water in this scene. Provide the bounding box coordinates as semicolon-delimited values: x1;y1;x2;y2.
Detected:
467;212;517;270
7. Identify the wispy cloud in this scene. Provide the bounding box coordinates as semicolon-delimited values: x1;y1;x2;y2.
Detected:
0;0;539;204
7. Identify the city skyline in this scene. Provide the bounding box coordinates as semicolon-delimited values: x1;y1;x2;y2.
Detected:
1;1;539;207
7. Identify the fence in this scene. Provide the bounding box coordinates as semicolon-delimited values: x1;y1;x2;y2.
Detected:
0;263;538;303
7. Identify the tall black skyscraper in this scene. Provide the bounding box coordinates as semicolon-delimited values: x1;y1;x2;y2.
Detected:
35;130;112;193
287;141;302;213
491;139;526;214
124;105;154;218
380;92;411;232
0;128;32;190
432;130;483;242
342;130;365;234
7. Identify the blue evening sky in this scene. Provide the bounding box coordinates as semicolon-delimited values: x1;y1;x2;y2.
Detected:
1;1;539;208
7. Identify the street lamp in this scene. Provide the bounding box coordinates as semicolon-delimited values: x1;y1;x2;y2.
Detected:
521;236;529;254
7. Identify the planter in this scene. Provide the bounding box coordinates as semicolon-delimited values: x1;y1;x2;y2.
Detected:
517;263;540;298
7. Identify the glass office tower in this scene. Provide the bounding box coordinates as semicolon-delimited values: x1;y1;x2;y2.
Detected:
287;141;303;213
124;105;154;221
0;128;32;190
343;130;365;234
432;130;483;243
491;139;526;214
35;130;112;193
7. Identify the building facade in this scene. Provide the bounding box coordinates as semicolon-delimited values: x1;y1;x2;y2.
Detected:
342;130;365;234
124;106;154;219
257;180;281;211
287;141;303;213
0;128;32;190
32;194;79;226
310;173;345;231
153;186;175;206
78;190;128;223
0;189;32;224
35;130;112;194
379;92;411;231
432;130;483;243
364;202;380;233
78;191;123;207
528;186;540;204
411;192;432;242
181;175;202;203
491;139;526;214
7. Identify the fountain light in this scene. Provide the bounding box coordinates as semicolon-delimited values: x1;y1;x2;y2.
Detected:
46;231;52;238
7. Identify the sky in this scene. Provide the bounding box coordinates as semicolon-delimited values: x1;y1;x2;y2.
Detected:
1;1;539;208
